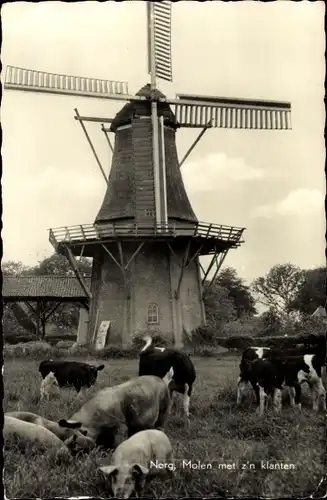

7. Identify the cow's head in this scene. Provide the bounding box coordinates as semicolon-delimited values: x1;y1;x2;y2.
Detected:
88;364;105;386
99;463;148;499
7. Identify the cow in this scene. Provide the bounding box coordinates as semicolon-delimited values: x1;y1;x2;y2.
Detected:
237;347;270;406
242;353;326;415
138;335;196;427
237;335;326;408
99;429;174;499
58;369;174;452
39;360;105;394
4;415;71;462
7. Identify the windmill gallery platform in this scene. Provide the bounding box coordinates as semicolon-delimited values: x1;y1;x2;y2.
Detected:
49;85;245;347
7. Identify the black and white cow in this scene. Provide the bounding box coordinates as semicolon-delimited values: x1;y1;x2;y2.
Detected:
138;336;196;426
237;346;270;406
39;360;105;394
241;353;326;415
237;335;326;412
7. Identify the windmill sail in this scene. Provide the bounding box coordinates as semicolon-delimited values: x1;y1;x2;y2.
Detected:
147;1;172;83
170;94;292;129
167;95;292;130
4;65;129;99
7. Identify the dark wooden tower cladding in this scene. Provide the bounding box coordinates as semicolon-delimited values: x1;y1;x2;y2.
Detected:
95;84;197;226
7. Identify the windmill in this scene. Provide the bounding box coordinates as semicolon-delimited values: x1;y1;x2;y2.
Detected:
4;1;292;347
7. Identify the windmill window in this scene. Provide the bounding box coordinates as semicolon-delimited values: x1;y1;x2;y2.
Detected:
145;209;155;217
147;303;159;324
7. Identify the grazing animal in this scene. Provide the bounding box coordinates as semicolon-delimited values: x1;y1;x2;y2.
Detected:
39;360;105;394
237;347;270;406
99;429;174;499
237;336;326;408
241;352;326;415
4;415;71;462
40;371;60;401
5;411;93;452
58;372;174;451
138;335;196;426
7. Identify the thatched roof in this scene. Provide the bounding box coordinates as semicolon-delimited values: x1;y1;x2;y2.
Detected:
3;276;91;301
110;84;178;133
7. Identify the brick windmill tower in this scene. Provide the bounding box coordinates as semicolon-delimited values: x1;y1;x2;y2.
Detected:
4;2;292;347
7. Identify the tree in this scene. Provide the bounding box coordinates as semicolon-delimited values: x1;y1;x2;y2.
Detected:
203;283;237;329
251;263;305;319
214;267;257;318
288;266;326;315
32;253;92;277
259;308;283;336
2;260;34;276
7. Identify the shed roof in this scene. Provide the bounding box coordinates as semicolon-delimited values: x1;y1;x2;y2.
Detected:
2;276;91;301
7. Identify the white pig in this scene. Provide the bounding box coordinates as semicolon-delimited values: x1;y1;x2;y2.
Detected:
99;429;174;498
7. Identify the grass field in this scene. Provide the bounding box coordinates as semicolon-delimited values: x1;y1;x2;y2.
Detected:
3;355;326;498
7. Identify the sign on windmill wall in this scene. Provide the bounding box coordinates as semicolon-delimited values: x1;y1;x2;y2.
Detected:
311;306;327;323
95;321;111;350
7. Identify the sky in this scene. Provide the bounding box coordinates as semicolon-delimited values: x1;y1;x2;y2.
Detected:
1;1;325;285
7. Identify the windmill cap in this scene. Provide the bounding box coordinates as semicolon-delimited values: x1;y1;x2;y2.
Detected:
110;83;179;133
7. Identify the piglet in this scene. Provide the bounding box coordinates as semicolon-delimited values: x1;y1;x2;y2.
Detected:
99;429;174;498
4;416;71;463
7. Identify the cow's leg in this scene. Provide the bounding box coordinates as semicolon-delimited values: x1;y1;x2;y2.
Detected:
77;386;89;400
250;380;260;407
236;377;249;406
169;391;178;414
311;379;326;411
256;386;266;416
272;388;282;414
182;383;190;428
288;386;296;407
293;383;302;410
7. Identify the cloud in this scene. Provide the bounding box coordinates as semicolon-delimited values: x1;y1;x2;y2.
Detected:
251;188;324;218
3;165;104;202
183;153;265;192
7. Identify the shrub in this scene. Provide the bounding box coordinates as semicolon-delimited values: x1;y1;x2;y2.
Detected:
5;334;39;345
55;340;75;350
221;316;262;338
131;331;173;348
45;335;77;346
94;344;138;359
191;326;218;345
68;344;91;356
4;341;52;358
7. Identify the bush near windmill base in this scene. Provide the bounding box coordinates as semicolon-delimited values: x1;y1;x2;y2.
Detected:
3;355;324;498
